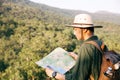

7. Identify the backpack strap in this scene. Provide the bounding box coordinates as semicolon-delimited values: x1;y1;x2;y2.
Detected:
85;41;104;54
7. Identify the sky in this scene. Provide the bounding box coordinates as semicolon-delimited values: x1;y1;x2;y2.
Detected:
30;0;120;14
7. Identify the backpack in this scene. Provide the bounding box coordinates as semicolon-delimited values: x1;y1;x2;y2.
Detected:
85;41;120;80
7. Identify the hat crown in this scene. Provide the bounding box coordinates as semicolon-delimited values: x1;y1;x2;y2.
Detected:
66;13;102;28
74;14;93;25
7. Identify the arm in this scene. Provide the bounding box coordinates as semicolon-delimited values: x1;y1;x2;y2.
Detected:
69;44;94;80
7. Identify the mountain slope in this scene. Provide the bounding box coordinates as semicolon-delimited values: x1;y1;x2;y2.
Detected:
5;0;120;24
28;0;120;24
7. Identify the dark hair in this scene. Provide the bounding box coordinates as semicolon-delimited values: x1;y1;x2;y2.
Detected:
85;27;94;33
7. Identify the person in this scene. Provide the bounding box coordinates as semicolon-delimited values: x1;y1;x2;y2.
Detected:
45;14;107;80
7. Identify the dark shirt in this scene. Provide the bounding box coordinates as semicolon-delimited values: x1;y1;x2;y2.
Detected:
65;35;107;80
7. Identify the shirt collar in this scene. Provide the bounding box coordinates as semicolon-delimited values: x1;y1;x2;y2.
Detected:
79;35;98;45
84;35;98;42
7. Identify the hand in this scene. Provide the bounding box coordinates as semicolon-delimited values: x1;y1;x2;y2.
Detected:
45;68;65;80
69;52;78;60
45;68;54;77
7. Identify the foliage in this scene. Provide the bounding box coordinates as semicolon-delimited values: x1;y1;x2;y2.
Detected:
0;0;120;80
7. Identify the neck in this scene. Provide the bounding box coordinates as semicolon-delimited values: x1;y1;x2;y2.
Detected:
84;32;94;40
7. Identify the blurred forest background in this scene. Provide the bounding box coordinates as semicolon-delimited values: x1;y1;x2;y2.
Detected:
0;0;120;80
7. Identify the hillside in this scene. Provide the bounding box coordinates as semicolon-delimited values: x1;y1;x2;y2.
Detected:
4;0;120;24
22;0;120;24
93;11;120;24
0;0;120;80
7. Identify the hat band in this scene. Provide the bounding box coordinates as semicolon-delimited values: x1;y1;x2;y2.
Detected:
73;23;93;26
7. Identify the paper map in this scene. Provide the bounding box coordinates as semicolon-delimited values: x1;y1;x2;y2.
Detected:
36;47;75;74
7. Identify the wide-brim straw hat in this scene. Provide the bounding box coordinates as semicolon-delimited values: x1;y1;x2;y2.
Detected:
67;14;102;28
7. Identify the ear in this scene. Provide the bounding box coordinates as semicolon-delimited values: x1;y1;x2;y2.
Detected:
83;28;88;33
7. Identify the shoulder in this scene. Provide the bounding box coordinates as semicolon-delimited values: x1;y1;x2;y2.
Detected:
77;43;95;60
79;43;96;57
80;42;95;50
79;40;103;56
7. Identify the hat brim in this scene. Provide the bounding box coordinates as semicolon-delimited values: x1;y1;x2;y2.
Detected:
66;24;103;28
